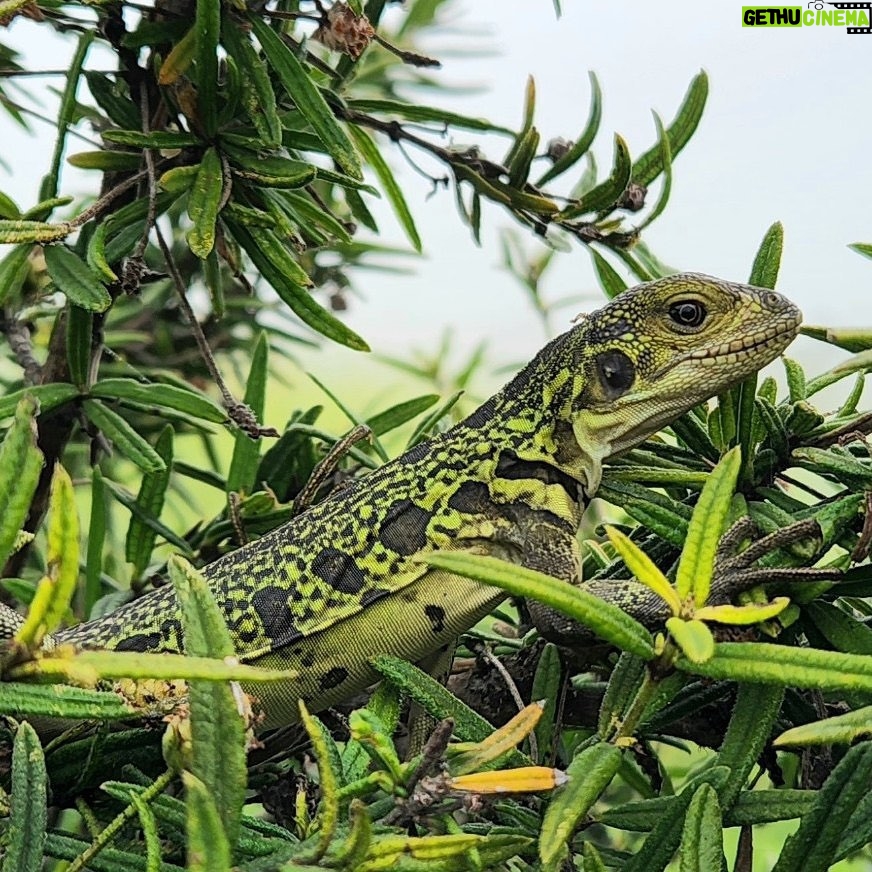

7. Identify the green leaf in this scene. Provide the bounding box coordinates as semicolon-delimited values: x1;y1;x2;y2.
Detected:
417;552;655;659
84;466;107;615
561;133;631;218
126;426;173;578
228;153;317;188
678;641;872;694
531;642;561;755
222;19;281;148
184;772;232;872
772;742;872;872
715;681;785;810
0;383;78;421
91;377;227;423
300;703;340;861
195;0;220;136
82;399;167;473
679;784;723;872
539;742;622;868
169;556;246;848
590;247;628;299
103;129;202;149
9;648;296;684
0;220;69;245
227;331;268;494
66;305;93;388
621;767;730;872
0;396;44;573
39;465;79;633
348;125;421;252
801;325;872;353
674;446;740;606
43;244;111;312
775;704;872;748
0;681;132;720
636;112;672;230
667;618;715;664
85;70;140;128
371;655;495;743
0;243;33;305
249;15;361;179
186;147;223;258
605;526;680;616
537;71;602;186
229;219;369;351
804;599;872;654
2;722;46;872
632;70;708;188
749;220;784;288
347;98;513;134
848;241;872;260
365;394;439;437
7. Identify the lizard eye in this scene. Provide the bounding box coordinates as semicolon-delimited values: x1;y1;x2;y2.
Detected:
595;350;635;400
669;300;707;328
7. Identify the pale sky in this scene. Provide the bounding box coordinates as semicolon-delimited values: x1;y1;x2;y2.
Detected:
2;0;870;399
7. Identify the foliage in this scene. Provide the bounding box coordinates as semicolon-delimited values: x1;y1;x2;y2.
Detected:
0;1;871;870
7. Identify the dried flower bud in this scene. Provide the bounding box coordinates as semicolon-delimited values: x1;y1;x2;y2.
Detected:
546;137;573;162
313;3;375;61
619;182;647;212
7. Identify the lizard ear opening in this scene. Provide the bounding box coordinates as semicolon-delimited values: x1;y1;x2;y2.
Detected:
595;350;636;400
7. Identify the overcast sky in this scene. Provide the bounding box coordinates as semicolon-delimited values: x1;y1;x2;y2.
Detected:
2;0;870;396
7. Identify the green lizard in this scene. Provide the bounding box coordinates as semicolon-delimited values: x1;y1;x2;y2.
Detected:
0;273;801;727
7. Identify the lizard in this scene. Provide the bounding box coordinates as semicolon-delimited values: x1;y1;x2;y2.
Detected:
0;273;802;728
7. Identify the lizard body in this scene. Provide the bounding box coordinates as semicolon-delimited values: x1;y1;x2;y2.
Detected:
0;274;801;726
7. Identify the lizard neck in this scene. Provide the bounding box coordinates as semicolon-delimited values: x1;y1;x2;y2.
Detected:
458;329;603;495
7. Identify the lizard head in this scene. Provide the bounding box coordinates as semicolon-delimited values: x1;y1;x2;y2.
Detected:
569;272;801;494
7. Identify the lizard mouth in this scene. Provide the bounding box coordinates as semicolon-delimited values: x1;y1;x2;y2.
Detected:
687;315;802;366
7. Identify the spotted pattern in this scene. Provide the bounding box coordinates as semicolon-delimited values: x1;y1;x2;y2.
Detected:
52;272;801;727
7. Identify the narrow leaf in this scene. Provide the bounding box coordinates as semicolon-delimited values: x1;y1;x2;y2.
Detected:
195;0;220;136
537;71;602;186
184;772;232;872
539;742;622;868
418;552;655;659
169;556;245;848
0;396;43;573
674;446;741;606
2;722;47;872
83;399;167;473
186;147;223;258
348;125;421;251
250;15;361;179
44;244;111;312
126;426;173;577
771;742;872;872
667;618;715;664
228;219;369;351
605;525;681;616
91;377;226;423
632;70;708;188
775;704;872;748
679;783;724;872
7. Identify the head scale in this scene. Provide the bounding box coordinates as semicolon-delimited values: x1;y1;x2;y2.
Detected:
566;272;801;493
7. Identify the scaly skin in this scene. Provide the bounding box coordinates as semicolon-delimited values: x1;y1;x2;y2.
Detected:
0;274;801;726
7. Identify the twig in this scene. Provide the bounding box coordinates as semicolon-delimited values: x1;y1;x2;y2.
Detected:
0;313;42;385
152;224;277;439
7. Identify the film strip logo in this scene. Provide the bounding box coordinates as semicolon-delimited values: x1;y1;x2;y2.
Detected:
826;1;872;33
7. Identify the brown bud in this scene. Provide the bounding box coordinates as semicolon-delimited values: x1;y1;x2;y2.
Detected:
313;3;375;61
